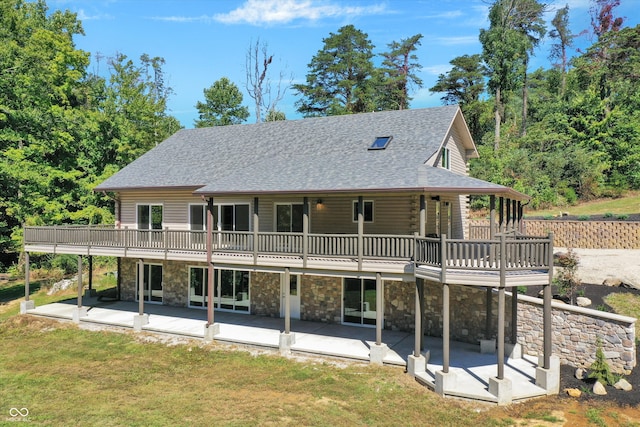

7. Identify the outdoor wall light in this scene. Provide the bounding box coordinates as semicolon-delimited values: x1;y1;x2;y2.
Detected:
316;199;324;209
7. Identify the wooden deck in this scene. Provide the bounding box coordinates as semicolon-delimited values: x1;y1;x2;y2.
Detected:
24;226;553;284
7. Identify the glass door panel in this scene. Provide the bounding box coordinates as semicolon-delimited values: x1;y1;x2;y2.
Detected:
189;267;207;307
343;278;362;324
149;264;163;302
362;279;376;325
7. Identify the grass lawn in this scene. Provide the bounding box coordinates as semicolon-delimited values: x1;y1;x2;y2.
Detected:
2;270;640;426
605;293;640;338
523;191;640;218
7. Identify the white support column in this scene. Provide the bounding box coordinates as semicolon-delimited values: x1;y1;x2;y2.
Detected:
357;195;364;271
370;272;388;365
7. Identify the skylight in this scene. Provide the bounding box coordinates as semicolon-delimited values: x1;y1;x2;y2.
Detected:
369;136;392;150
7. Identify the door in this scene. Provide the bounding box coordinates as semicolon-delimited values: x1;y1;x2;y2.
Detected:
138;204;163;245
136;264;163;303
281;274;301;319
343;278;376;326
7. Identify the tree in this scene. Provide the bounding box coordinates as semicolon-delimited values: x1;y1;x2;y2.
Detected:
549;5;574;94
194;77;249;127
479;0;545;146
245;39;291;123
378;34;423;110
590;0;624;41
293;25;375;116
264;109;286;122
429;54;487;140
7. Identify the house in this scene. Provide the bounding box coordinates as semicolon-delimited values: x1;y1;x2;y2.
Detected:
22;105;558;403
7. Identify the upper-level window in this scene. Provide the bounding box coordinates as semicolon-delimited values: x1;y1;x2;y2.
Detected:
369;136;392;150
137;204;163;230
352;200;374;223
276;203;304;232
190;204;250;231
441;147;451;170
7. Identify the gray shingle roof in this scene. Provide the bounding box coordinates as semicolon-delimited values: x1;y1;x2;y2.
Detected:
95;105;524;198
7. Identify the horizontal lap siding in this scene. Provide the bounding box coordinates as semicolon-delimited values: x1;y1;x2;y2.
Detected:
119;190;203;230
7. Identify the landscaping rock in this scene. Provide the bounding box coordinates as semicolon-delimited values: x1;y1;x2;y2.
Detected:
576;297;592;307
614;378;633;391
575;368;587;380
603;278;622;287
565;388;582;398
593;381;607;395
47;278;75;295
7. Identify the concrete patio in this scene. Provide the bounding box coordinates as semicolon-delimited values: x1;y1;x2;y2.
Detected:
25;297;549;404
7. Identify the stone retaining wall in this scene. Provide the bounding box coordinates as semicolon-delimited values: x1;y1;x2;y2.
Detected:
469;219;640;249
517;294;636;374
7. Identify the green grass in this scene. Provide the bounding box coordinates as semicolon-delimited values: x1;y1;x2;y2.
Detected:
524;191;640;218
0;316;493;426
604;293;640;338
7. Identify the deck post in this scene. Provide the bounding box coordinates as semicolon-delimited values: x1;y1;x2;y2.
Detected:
357;196;363;271
303;197;309;268
85;256;96;297
20;252;35;313
442;282;450;373
204;197;219;340
419;195;426;237
418;277;425;351
253;197;259;265
73;255;88;322
489;195;496;239
133;259;149;331
497;287;505;380
370;272;388;364
499;197;504;233
279;267;295;354
511;290;518;344
535;232;559;394
435;281;456;396
505;198;511;232
284;268;291;334
485;287;492;339
407;277;426;376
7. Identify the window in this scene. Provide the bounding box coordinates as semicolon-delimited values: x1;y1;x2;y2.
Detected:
276;203;304;232
352;200;373;222
369;136;392;150
137;204;163;230
190;204;206;231
441;147;451;170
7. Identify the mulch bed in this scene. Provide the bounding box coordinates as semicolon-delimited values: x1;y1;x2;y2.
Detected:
523;283;640;407
526;213;640;222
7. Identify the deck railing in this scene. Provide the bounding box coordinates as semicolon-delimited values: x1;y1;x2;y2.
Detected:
24;226;552;272
415;233;552;273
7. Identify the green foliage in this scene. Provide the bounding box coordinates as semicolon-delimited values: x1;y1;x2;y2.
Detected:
616;214;629;220
0;0;181;260
194;77;249;127
588;338;617;387
294;25;376;116
553;248;581;304
578;215;590;221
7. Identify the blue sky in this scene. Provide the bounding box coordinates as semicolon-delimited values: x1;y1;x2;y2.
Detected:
51;0;639;128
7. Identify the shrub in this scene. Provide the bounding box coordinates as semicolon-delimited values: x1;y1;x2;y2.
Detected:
616;214;629;220
543;214;554;220
603;212;614;218
553;248;581;304
588;338;617;386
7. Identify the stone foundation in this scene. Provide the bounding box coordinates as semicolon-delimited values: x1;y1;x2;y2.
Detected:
251;272;280;317
385;280;415;331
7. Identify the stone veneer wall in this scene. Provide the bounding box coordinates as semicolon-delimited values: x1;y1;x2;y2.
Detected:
120;258;136;302
469;219;640;249
251;272;280;317
422;280;514;343
517;294;636;374
385;280;416;331
300;275;342;323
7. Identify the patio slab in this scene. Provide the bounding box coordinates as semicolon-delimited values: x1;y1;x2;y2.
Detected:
26;298;548;404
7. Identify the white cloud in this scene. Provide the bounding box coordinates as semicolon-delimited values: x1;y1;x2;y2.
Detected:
422;64;451;76
76;9;112;21
212;0;389;25
434;35;478;46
